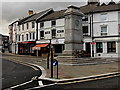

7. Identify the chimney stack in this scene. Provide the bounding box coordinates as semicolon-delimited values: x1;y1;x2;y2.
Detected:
28;10;33;15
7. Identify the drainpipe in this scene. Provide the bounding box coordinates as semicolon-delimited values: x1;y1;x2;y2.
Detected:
91;11;94;57
36;22;38;41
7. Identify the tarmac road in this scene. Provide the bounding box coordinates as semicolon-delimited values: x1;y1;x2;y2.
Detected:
2;59;41;89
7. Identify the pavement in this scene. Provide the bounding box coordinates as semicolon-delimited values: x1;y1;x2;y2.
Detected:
1;52;119;79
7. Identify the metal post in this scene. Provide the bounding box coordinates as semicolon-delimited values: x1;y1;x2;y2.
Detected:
51;44;53;78
47;41;50;69
57;61;58;79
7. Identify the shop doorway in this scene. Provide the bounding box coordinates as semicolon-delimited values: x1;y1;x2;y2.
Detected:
85;42;91;54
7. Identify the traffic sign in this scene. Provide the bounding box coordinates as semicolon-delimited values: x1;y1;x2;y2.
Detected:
53;59;58;66
90;42;95;45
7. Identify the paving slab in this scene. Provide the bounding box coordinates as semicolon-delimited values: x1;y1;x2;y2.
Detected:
1;53;119;79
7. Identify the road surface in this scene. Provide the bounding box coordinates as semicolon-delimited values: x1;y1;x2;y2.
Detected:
2;59;41;89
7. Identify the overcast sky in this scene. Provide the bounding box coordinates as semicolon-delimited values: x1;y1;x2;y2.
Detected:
0;0;120;36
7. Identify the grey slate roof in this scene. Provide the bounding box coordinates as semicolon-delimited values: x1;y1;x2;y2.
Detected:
80;2;120;14
38;9;66;22
19;8;53;25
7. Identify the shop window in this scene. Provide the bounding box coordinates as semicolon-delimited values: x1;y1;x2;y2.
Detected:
107;42;116;53
96;42;103;53
40;31;44;39
52;29;56;38
51;20;56;26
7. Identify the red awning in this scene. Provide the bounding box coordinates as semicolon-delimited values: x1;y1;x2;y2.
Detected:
34;44;48;47
18;41;35;44
32;44;48;50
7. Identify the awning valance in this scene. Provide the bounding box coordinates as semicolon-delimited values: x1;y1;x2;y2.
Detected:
32;44;48;50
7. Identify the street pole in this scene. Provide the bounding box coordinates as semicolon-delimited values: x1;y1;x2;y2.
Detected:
47;39;51;69
57;61;58;79
51;40;53;78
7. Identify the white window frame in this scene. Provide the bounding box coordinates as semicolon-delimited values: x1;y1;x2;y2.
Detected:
100;13;107;21
100;25;108;36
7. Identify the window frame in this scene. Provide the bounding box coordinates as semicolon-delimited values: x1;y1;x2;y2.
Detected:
22;24;24;30
52;29;56;38
51;20;56;26
32;21;35;28
107;41;116;53
100;13;107;21
96;42;103;53
26;23;29;29
100;25;108;36
40;22;44;28
40;31;44;39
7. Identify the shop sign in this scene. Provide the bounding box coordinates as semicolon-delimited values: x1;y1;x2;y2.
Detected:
36;39;65;44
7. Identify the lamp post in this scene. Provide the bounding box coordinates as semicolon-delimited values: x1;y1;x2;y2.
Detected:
90;11;94;57
47;39;54;78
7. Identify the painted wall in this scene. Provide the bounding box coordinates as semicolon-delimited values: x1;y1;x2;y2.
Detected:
92;11;119;36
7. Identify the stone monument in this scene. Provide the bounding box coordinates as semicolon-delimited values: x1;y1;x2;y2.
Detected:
61;5;84;58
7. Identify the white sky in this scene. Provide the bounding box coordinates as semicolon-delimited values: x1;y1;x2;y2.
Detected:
0;0;120;36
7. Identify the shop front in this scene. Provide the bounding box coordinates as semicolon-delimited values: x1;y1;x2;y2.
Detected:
34;39;65;57
18;41;36;55
32;43;49;57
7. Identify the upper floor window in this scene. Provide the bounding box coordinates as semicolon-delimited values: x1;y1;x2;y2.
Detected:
52;29;56;38
101;25;107;36
82;26;88;35
107;41;116;53
29;33;32;40
40;22;44;28
96;42;103;53
18;26;20;31
45;31;50;34
26;23;29;29
18;35;20;41
119;24;120;34
32;21;35;28
22;35;24;41
51;20;56;26
22;24;24;30
40;31;44;39
33;33;35;40
118;12;120;20
26;34;28;41
57;30;64;33
82;16;88;22
100;13;107;21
